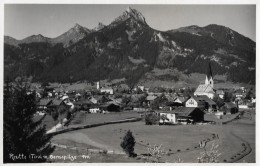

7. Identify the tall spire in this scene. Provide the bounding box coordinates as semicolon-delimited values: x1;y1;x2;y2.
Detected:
205;61;214;87
207;61;213;80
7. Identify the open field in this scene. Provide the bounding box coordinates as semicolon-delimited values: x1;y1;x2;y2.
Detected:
69;111;141;127
51;109;255;163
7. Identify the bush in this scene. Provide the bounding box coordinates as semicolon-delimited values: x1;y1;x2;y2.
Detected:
145;113;159;125
120;130;136;157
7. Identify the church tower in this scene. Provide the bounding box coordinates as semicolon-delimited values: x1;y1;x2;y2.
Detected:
205;62;214;88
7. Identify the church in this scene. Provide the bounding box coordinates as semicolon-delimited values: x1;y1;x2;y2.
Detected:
194;62;216;99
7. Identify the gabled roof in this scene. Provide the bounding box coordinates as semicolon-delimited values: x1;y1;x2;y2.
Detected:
100;87;113;91
194;84;215;94
225;102;237;108
74;99;92;105
174;96;187;103
187;95;205;103
146;95;157;101
216;90;225;95
172;107;204;117
51;99;64;106
37;99;52;106
196;95;216;105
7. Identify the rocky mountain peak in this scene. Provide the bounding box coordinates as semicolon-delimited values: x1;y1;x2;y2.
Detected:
93;22;106;31
72;23;86;33
112;7;147;25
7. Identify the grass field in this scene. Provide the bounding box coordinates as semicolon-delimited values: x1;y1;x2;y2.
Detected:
50;109;255;163
68;111;141;127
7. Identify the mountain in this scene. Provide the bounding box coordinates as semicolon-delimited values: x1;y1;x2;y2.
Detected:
93;22;106;31
21;34;51;44
4;7;256;87
51;23;91;47
169;24;255;52
4;23;91;48
4;36;20;46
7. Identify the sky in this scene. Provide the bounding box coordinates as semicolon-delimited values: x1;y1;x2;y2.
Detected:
4;4;256;41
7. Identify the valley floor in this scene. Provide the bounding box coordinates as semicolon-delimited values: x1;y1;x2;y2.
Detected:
49;109;255;163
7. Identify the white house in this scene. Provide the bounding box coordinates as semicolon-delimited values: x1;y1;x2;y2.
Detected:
89;106;101;113
159;112;177;124
185;96;205;109
100;87;114;94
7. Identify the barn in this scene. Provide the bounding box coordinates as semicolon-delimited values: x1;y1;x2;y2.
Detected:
173;107;205;124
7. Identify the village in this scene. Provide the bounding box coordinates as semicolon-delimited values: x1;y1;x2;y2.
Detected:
33;63;255;128
23;63;255;163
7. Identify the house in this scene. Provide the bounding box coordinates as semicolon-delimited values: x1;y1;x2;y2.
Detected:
194;62;216;99
157;107;204;125
50;99;67;109
216;90;225;99
100;87;114;94
197;95;217;112
158;112;177;125
74;99;92;111
37;98;52;110
89;105;102;113
221;102;238;114
185;95;206;109
89;95;111;104
173;107;205;124
100;103;120;112
145;95;158;106
174;96;187;104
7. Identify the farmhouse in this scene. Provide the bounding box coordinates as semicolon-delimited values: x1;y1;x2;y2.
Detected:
100;103;120;112
37;98;52;110
159;112;177;125
185;95;205;109
194;62;216;99
173;107;205;124
221;102;238;114
157;107;204;125
197;95;217;112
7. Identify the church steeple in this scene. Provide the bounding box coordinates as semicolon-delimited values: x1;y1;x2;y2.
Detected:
205;62;214;87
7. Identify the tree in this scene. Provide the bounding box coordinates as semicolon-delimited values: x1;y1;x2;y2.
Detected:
197;142;221;163
4;80;55;163
223;92;233;102
145;113;159;125
245;91;252;100
120;130;136;157
147;144;165;163
122;96;131;106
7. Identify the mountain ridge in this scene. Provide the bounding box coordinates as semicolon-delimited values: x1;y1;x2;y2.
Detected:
4;7;255;87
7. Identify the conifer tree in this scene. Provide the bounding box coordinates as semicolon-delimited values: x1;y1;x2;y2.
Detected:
3;79;55;163
120;130;136;157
